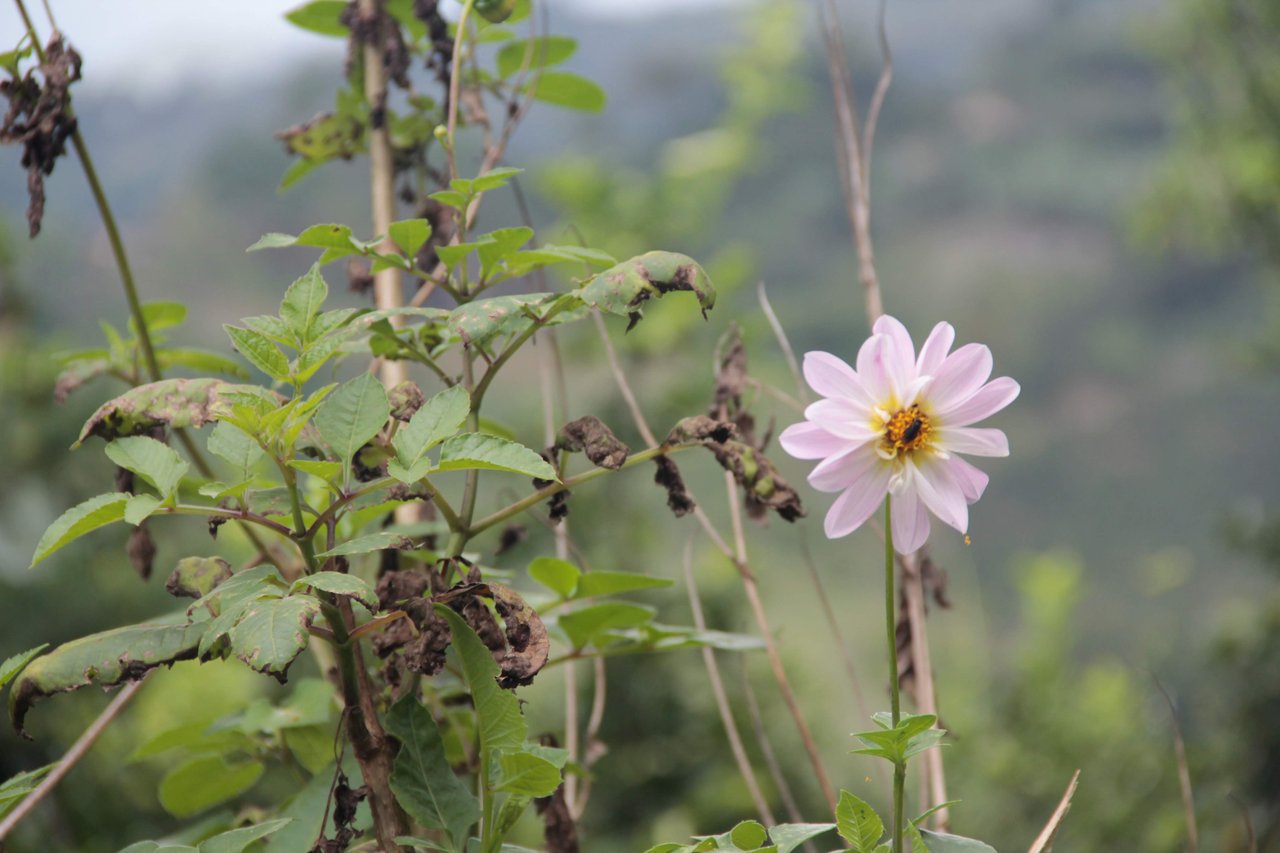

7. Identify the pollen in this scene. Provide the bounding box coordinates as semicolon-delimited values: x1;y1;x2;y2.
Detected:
881;405;931;458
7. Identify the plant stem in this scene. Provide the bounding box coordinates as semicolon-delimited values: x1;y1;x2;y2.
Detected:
445;0;476;181
884;500;904;853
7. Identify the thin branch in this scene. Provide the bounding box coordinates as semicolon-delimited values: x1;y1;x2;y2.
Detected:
1026;770;1081;853
1228;793;1257;853
683;538;776;826
756;282;808;406
861;0;894;190
0;677;148;841
1152;674;1198;853
739;665;807;832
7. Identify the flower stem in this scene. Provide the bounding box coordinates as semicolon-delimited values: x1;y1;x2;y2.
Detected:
884;500;904;853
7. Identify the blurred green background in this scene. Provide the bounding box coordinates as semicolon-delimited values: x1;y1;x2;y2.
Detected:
1;0;1278;850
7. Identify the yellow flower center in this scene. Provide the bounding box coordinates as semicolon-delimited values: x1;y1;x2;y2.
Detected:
881;405;931;458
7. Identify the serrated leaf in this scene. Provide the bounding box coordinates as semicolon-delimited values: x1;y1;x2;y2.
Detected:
106;435;189;498
158;755;264;818
290;572;377;609
836;790;884;853
496;35;576;78
522;71;605;111
125;494;162;525
315;373;390;469
494;749;561;797
0;645;48;692
389;219;432;259
30;492;129;567
471;166;523;192
288;459;343;484
574;570;672;599
446;292;560;349
578;251;715;330
527;556;580;599
385;696;480;848
916;830;997;853
392;385;470;476
77;379;257;446
8;615;206;734
768;824;837;853
225;326;291;381
437;433;557;480
198;818;293;853
283;0;347;35
315;531;418;558
557;602;656;649
280;265;329;343
228;596;321;678
435;606;526;753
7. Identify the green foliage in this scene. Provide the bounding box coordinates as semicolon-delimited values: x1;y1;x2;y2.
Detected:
386;695;481;850
837;790;885;853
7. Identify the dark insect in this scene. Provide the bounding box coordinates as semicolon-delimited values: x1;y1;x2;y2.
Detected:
900;417;924;444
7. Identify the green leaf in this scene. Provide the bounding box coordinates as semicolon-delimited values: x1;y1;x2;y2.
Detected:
446;292;565;349
475;226;534;279
391;385;470;478
836;790;884;853
198;818;293;853
0;645;48;692
30;492;129;568
106;436;189;498
136;301;188;334
315;373;390;469
389;219;433;259
471;166;523;192
316;531;418;558
522;71;606;111
290;572;377;610
494;749;561;797
437;433;557;480
768;824;837;853
225;326;291;381
164;557;233;600
527;556;580;599
385;695;481;848
496;36;576;78
158;755;264;818
280;264;329;343
0;763;54;818
288;459;343;484
8;615;206;734
916;830;997;853
129;722;251;762
207;423;264;476
435;606;526;753
283;0;347;35
125;494;162;526
156;348;250;379
248;223;362;256
475;0;519;24
574;570;672;599
228;596;322;678
264;767;341;852
728;820;768;849
557;602;656;649
578;251;715;330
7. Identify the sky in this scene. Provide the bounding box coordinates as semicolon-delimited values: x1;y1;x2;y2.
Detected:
1;0;746;97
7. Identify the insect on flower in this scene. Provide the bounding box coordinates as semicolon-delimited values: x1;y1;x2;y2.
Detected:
779;315;1019;553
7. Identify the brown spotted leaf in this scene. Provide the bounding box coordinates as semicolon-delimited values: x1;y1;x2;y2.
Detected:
554;416;629;470
577;251;715;331
228;595;322;682
75;378;265;447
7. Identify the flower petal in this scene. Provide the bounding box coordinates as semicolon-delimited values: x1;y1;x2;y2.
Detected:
928;343;993;413
808;442;882;493
935;426;1009;457
803;351;873;406
779;421;850;460
873;315;917;366
804;399;877;443
916;321;955;376
912;457;969;534
823;460;892;538
890;487;930;553
940;376;1020;427
948;456;990;502
855;333;893;402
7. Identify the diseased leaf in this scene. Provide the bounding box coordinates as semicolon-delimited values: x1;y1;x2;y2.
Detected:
228;596;321;680
446;293;560;349
385;695;480;848
105;436;189;498
225;326;291;381
8;614;205;734
435;606;526;753
557;602;656;649
315;373;390;468
578;251;715;331
437;433;557;480
290;572;377;610
165;557;233;600
77;379;256;446
315;531;417;558
30;492;129;568
158;755;264;818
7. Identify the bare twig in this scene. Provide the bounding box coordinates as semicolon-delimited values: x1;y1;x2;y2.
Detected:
1228;793;1257;853
861;0;894;191
757;282;808;406
0;678;148;841
740;667;807;831
1026;770;1081;853
683;538;776;825
1152;675;1198;852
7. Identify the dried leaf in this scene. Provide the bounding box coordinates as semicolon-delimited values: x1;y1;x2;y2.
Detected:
653;455;695;517
553;416;629;470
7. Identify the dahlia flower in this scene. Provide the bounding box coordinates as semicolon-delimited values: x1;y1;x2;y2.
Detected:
779;315;1018;553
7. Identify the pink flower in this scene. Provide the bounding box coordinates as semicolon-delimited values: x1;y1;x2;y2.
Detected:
779;315;1018;552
